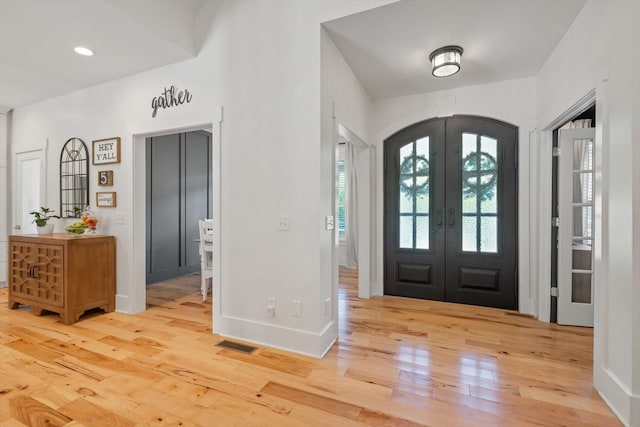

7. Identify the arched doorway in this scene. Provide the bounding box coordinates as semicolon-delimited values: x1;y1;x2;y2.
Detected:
383;116;518;309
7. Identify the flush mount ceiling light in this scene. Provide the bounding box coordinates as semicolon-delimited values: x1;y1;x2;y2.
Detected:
74;46;94;56
429;45;463;77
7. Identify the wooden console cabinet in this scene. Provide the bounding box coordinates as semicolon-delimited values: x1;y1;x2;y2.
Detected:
8;233;115;324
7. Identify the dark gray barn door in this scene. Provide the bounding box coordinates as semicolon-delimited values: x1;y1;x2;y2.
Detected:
146;131;212;284
384;116;517;310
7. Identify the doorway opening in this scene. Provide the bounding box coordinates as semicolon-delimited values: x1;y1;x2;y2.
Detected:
131;123;218;318
383;115;518;310
145;130;213;285
335;123;373;300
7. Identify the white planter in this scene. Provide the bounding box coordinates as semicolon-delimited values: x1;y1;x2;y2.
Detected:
36;223;55;234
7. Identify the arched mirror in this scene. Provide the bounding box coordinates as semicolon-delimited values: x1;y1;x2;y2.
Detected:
60;138;89;218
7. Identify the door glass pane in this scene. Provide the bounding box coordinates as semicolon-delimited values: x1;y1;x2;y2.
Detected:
462;194;476;213
480;217;498;253
572;246;592;270
462;133;476;162
573;172;593;204
416;193;429;214
573;138;593;170
481;195;497;213
481;136;497;161
400;216;413;249
573;237;592;247
461;133;499;253
398;138;430;249
462;216;476;252
400;142;413;168
573;206;592;238
571;272;592;303
400;188;412;213
416;216;429;249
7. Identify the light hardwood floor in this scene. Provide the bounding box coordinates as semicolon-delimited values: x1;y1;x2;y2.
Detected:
0;268;621;426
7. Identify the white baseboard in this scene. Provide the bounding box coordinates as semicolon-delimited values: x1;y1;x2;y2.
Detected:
595;365;633;426
217;315;338;358
632;393;639;427
115;294;130;313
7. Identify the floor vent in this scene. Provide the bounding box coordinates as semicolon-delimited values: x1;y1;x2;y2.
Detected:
216;340;257;354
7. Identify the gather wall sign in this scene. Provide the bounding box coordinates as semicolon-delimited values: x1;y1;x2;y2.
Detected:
151;85;193;118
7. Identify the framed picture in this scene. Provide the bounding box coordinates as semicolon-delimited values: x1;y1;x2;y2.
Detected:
92;137;121;165
96;192;117;207
98;170;114;186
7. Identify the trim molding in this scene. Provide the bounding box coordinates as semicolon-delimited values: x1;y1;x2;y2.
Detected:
595;366;633;426
114;294;130;314
218;315;338;358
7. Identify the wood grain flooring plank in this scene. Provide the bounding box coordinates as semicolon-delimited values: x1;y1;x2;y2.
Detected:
261;381;362;420
217;348;314;377
57;398;135;427
9;395;72;427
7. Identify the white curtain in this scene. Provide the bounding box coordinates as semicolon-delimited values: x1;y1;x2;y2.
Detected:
345;142;358;269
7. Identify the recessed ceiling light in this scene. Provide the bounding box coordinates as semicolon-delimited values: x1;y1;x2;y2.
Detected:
74;46;94;56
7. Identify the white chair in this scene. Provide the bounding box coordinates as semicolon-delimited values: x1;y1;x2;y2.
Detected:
198;219;214;301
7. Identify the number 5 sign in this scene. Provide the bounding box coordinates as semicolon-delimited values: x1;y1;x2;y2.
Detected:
98;170;113;186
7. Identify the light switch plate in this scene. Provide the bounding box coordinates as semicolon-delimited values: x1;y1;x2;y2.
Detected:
277;216;291;231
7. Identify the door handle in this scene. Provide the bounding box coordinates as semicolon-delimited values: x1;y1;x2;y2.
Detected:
448;208;456;227
32;266;38;279
436;208;443;227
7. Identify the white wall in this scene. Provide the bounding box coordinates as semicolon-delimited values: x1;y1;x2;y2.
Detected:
8;0;394;358
0;110;7;286
536;1;640;424
370;77;538;315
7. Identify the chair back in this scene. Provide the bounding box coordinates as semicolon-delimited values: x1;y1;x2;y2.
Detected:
199;219;214;247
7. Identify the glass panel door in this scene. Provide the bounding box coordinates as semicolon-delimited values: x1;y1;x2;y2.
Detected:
385;116;517;310
557;128;595;326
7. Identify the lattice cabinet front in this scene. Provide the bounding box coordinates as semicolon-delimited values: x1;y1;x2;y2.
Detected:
10;241;64;307
8;234;115;324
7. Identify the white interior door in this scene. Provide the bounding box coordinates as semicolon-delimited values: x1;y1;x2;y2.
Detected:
14;150;45;234
557;128;595;326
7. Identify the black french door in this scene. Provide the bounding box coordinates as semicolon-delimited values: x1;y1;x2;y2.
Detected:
384;116;517;310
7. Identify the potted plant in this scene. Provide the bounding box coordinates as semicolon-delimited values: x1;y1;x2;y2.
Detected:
30;207;60;234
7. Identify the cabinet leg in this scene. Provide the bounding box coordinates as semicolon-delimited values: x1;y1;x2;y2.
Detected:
8;298;19;309
101;303;114;313
32;306;43;316
60;312;74;325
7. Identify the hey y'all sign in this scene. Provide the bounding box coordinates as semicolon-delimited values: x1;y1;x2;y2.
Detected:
92;137;121;165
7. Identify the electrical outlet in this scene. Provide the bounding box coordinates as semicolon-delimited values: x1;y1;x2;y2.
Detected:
277;216;290;231
267;297;276;316
292;300;301;317
325;215;334;230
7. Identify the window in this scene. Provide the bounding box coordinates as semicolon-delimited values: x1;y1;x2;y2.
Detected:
336;145;346;239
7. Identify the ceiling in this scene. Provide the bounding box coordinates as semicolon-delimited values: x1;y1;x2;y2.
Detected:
0;0;586;110
323;0;586;100
0;0;208;110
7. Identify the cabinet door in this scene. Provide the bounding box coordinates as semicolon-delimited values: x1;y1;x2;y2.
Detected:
10;241;64;306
